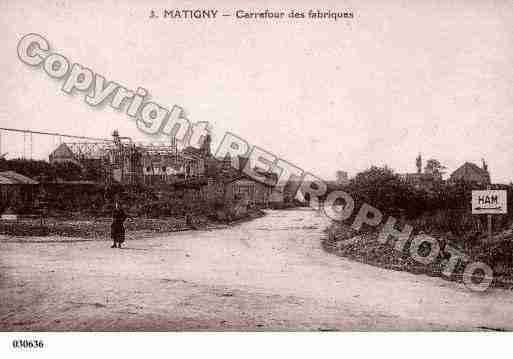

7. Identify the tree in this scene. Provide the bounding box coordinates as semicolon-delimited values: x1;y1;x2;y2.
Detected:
424;159;446;178
349;166;423;217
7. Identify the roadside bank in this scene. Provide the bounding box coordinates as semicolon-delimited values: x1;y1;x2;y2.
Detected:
323;221;513;289
0;208;266;242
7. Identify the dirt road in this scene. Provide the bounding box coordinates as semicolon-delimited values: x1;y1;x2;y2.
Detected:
1;209;512;331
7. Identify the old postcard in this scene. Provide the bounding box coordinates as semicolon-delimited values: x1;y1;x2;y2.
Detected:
1;0;512;356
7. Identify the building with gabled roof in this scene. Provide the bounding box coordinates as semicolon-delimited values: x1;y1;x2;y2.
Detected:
0;171;39;213
449;161;490;185
49;143;81;166
47;131;210;186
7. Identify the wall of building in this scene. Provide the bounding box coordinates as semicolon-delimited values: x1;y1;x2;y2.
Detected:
225;179;271;206
0;185;36;212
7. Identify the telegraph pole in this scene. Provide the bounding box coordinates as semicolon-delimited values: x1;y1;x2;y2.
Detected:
487;184;492;242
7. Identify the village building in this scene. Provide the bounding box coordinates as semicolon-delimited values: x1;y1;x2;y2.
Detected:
44;130;290;212
49;141;111;182
449;160;490;185
47;130;209;186
225;176;274;207
0;171;39;214
203;154;280;208
400;154;443;190
49;143;82;166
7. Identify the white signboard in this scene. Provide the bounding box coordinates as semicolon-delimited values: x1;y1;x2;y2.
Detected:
472;190;507;214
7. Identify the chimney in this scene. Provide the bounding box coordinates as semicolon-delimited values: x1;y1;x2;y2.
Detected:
416;153;422;174
482;158;488;172
112;129;121;146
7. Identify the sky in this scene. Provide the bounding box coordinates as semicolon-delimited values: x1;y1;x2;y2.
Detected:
1;0;512;183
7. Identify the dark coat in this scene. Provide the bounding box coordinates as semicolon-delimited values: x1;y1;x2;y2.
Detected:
111;208;127;242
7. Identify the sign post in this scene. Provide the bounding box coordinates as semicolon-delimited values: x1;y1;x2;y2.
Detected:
487;212;492;242
472;189;507;242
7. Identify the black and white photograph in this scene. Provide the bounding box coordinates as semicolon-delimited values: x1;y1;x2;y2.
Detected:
0;0;512;356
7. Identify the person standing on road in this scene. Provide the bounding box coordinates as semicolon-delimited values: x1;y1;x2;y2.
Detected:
111;202;127;248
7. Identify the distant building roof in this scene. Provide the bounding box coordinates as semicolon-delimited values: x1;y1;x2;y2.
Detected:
225;171;278;188
182;146;204;159
0;171;39;185
49;143;76;161
450;162;490;184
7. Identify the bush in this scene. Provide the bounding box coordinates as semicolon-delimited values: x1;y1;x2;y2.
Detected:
331;166;513;235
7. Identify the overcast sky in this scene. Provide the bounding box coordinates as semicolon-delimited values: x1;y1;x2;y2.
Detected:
1;0;512;183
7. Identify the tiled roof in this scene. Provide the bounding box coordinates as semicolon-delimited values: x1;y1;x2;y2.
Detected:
450;162;489;177
0;171;39;185
50;143;76;159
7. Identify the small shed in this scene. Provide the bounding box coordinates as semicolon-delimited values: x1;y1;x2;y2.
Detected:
0;171;39;213
225;175;275;207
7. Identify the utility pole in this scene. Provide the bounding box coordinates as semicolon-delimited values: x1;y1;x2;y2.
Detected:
487;184;492;242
